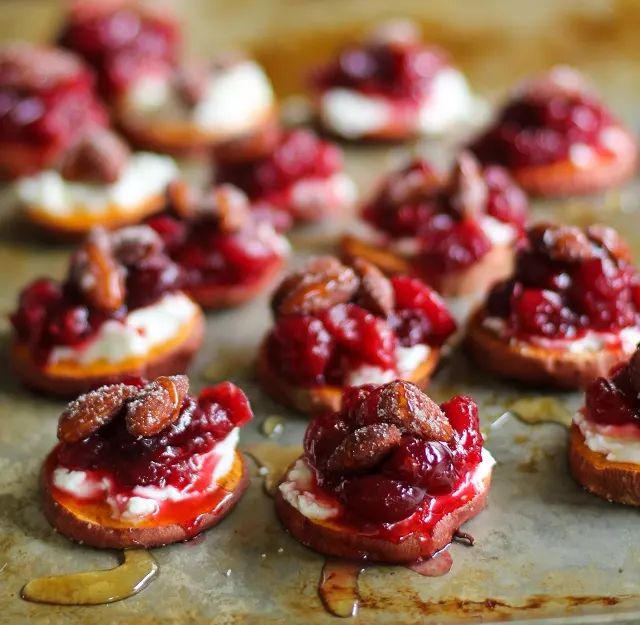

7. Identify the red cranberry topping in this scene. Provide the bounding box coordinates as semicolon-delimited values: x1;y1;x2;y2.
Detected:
56;381;252;490
470;69;617;169
312;39;448;101
215;129;344;207
486;223;640;340
303;383;484;524
585;376;639;427
0;44;107;177
58;1;181;95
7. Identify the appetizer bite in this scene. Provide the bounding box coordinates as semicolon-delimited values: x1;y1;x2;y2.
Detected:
10;226;204;396
15;126;178;238
569;347;640;505
257;256;456;414
42;375;252;548
310;21;484;141
0;42;107;179
470;66;637;196
342;151;528;320
216;128;357;230
276;381;494;562
467;223;640;388
147;183;289;309
59;0;276;155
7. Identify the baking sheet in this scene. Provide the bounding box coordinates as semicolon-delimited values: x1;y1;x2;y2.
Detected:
2;1;640;623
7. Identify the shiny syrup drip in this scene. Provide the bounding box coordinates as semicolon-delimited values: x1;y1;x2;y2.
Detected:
407;549;453;577
319;559;364;618
21;550;158;605
260;415;285;438
244;442;302;495
505;397;572;427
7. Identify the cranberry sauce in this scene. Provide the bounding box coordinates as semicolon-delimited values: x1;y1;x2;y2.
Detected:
58;2;181;96
303;383;484;526
485;224;640;341
10;228;183;361
55;381;252;491
311;40;448;101
0;44;107;175
215;129;345;210
470;70;617;169
147;213;282;290
584;358;640;427
363;156;527;279
268;276;455;387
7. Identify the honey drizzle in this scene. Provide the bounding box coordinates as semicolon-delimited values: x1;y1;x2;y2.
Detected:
407;549;453;577
244;442;302;495
319;559;364;618
21;550;158;605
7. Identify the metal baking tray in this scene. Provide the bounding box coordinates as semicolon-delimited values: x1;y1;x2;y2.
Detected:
2;1;640;623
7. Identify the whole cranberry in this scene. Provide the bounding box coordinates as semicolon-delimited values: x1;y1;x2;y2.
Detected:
146;215;187;251
383;438;458;494
510;288;576;338
341;384;379;421
44;304;92;346
125;255;182;308
486;279;520;318
10;278;62;341
337;474;426;523
585;377;639;426
270;315;334;386
304;411;351;474
484;165;528;229
199;381;253;429
441;395;483;470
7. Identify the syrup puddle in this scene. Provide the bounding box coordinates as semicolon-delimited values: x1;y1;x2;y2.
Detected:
21;550;158;605
407;549;453;577
319;559;364;618
494;396;572;429
260;415;285;438
244;442;302;495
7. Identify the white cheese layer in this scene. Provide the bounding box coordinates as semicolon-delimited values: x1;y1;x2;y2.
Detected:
280;449;495;522
49;292;199;366
574;412;640;464
344;343;431;386
52;428;240;521
319;68;485;139
15;153;178;215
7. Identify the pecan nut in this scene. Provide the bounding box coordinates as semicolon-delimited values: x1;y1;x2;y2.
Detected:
362;380;453;442
111;225;164;266
213;184;251;233
125;375;189;437
59;127;130;184
271;256;359;316
586;224;633;264
449;151;488;218
167;179;199;220
326;423;402;474
352;257;394;316
528;223;594;263
58;383;139;443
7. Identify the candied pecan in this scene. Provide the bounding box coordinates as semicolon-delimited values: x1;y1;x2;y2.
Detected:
213;184;251;233
449;152;488;218
58;383;139;443
125;375;189;437
628;348;640;394
326;423;402;474
362;380;454;442
59;127;130;184
528;223;594;263
271;256;359;316
112;225;164;266
586;224;633;264
74;228;126;312
352;257;394;316
173;61;208;107
167;179;199;220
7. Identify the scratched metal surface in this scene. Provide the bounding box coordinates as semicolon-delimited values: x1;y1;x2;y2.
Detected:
2;1;640;624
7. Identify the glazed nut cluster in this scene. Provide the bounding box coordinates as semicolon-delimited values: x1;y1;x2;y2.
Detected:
324;380;453;476
271;256;394;318
57;375;189;443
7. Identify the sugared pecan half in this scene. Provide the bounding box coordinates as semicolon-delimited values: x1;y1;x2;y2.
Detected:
271;256;360;316
326;423;402;474
528;223;594;263
74;228;126;312
449;151;488;218
213;184;251;233
125;375;189;437
586;224;633;264
352;257;394;316
167;179;199;220
59;127;130;184
361;380;453;442
111;225;164;266
57;383;139;443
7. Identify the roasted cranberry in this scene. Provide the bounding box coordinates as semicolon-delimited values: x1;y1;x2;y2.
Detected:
341;384;379;420
322;303;397;370
441;395;482;470
147;214;187;251
337;474;426;523
484;165;528;229
390;276;456;345
270;316;334;386
585;377;639;426
510;289;576;338
486;279;519;318
125;255;182;308
10;278;62;341
304;411;351;474
383;438;458;495
198;381;253;438
44;304;93;346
